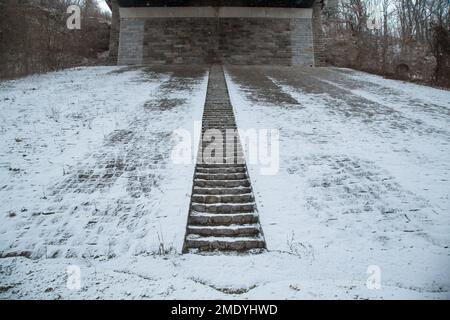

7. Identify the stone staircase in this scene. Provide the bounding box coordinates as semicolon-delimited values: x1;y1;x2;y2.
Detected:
182;65;266;253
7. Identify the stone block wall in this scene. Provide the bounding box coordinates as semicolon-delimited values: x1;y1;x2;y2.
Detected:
142;18;218;65
219;18;313;66
117;7;316;66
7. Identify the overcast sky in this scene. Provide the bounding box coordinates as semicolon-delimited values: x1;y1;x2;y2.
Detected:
96;0;111;13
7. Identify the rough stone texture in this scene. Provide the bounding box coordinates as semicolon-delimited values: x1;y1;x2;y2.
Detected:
108;0;120;63
118;17;314;65
183;65;266;253
291;18;314;66
117;19;144;65
312;0;326;66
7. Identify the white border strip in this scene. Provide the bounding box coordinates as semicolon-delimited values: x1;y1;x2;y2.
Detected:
120;7;313;19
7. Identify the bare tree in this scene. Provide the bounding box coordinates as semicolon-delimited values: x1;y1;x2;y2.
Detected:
0;0;111;79
323;0;450;87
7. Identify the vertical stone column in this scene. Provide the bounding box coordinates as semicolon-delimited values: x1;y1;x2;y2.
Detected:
108;0;120;64
290;18;315;67
117;18;145;65
312;0;326;67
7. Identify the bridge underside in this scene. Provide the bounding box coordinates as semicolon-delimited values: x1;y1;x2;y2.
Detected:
114;1;323;66
117;0;316;8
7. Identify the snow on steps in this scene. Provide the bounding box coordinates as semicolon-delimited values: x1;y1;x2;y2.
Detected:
188;212;260;226
192;193;254;203
185;235;265;251
193;186;253;195
182;65;266;254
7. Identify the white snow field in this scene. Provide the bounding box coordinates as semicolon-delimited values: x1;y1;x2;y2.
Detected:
0;65;449;299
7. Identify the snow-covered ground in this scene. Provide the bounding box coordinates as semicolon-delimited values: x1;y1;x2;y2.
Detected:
0;66;449;299
226;66;450;299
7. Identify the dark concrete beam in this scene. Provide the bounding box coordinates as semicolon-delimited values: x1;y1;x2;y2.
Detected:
117;1;316;8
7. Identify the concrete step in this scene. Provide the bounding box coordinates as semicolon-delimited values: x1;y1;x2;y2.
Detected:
200;141;242;146
194;179;250;188
199;149;244;156
204;107;232;109
187;224;261;237
202;129;237;132
188;212;259;226
198;148;243;153
202;126;235;128
201;137;241;140
191;202;256;213
196;166;246;174
200;142;242;147
198;159;246;166
202;122;235;125
202;119;236;122
202;116;234;119
204;101;232;105
203;117;235;120
196;163;246;169
200;135;240;139
192;193;254;204
200;155;245;160
184;235;265;252
198;148;243;152
202;126;237;129
196;156;245;163
193;186;252;195
195;172;247;180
